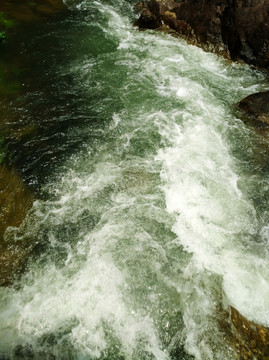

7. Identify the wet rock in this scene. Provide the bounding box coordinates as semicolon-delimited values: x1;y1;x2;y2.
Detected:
237;91;269;129
221;0;269;68
231;306;269;360
0;165;33;286
217;305;269;359
135;0;269;68
134;7;162;29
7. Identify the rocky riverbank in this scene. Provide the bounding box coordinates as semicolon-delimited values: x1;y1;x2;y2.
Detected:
136;0;269;128
135;0;269;68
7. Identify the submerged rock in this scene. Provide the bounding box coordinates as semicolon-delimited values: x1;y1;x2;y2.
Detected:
135;0;269;68
231;306;269;360
0;1;69;287
237;91;269;129
0;166;33;286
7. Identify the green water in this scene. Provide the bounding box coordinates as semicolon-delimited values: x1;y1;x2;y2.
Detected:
0;0;269;359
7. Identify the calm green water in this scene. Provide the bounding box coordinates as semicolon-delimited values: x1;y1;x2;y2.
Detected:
0;0;269;359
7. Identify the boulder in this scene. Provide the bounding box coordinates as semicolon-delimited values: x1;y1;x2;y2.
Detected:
237;91;269;129
135;0;269;68
134;7;162;29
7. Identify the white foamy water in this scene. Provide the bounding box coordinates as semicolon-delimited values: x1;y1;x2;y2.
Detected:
0;0;269;359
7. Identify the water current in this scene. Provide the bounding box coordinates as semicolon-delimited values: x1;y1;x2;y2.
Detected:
1;0;269;358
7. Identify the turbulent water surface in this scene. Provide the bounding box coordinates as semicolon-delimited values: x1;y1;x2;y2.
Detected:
1;0;269;359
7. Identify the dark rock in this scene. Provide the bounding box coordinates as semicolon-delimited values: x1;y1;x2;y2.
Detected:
135;0;269;68
134;2;148;12
221;0;269;68
237;91;269;129
148;0;177;15
134;8;162;29
173;0;229;56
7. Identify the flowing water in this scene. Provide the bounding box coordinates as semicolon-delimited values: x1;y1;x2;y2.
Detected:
1;0;269;359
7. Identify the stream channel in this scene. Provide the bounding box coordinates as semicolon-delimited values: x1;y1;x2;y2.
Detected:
1;0;269;359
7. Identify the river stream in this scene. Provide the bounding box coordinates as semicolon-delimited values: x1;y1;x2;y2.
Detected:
0;0;269;359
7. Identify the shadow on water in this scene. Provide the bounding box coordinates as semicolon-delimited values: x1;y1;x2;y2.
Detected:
0;7;121;192
0;0;126;286
0;7;78;191
0;1;100;285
